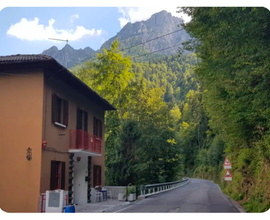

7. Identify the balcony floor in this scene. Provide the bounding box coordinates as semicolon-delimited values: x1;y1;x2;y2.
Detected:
68;149;102;156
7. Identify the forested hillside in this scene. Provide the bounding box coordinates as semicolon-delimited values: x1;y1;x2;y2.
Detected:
72;39;202;186
179;7;270;212
71;7;270;213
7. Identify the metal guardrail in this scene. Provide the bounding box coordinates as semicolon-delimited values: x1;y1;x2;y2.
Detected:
140;178;189;196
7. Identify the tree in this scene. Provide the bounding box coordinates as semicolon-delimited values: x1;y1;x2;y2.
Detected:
180;7;270;212
74;39;185;186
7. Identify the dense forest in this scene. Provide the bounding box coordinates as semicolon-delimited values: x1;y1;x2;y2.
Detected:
179;7;270;212
72;7;270;212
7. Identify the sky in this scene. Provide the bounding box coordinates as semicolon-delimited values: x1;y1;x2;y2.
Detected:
0;1;269;57
0;6;191;56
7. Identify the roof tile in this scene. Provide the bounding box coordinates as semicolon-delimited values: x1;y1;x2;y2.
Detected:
0;54;53;63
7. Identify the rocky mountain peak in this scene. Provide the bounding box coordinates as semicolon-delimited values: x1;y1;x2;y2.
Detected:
42;45;58;54
101;10;189;56
62;44;74;52
41;10;190;68
83;47;95;53
42;44;95;68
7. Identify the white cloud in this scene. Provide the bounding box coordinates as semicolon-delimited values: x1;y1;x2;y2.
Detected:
117;7;191;28
97;29;102;36
6;17;103;41
118;17;129;28
70;14;79;23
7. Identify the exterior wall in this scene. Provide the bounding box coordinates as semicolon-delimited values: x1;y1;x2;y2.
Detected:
40;74;106;196
0;70;44;212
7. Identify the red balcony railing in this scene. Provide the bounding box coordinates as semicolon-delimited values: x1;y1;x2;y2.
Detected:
69;130;102;154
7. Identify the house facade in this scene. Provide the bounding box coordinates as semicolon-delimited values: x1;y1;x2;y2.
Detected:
0;54;115;212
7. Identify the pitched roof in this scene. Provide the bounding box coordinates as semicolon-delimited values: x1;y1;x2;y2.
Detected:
0;54;116;111
0;54;53;63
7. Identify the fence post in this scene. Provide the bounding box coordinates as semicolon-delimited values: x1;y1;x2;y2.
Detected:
140;185;145;195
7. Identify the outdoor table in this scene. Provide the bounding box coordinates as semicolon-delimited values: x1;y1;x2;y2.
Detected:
100;190;107;201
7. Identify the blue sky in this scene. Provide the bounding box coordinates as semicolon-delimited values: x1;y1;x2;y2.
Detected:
1;2;269;57
0;6;190;56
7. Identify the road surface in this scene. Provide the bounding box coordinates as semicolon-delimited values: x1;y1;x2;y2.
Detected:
108;178;241;213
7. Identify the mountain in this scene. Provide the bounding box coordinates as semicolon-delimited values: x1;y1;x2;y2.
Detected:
42;10;190;68
42;44;95;68
101;10;190;57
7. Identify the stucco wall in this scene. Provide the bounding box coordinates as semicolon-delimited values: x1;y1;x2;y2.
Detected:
0;70;44;212
40;74;106;195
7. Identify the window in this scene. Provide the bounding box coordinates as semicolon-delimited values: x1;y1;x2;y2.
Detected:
93;117;102;138
50;161;65;190
93;165;101;187
52;93;68;127
76;108;88;131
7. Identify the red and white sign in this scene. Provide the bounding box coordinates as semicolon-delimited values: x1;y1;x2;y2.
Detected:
223;157;232;169
224;169;232;181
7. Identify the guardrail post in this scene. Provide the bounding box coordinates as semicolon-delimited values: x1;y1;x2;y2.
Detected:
140;185;145;195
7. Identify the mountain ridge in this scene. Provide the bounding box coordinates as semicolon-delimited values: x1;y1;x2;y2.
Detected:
42;10;190;68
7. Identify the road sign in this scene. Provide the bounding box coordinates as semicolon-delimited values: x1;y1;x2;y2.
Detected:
224;169;232;181
223;157;232;169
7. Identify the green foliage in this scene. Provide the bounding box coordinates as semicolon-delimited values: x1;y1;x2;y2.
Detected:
127;186;136;195
72;11;270;211
180;7;270;212
73;39;189;187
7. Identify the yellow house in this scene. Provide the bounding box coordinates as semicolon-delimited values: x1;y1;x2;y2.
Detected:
0;54;116;212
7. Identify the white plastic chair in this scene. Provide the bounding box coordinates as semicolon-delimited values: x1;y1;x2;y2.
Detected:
95;191;102;202
107;191;112;200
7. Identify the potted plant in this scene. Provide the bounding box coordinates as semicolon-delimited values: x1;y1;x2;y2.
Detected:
118;190;126;201
127;186;136;202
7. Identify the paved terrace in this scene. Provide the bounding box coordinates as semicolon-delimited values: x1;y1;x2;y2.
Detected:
76;199;131;213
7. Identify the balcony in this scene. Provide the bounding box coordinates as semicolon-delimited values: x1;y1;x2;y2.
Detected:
69;130;102;155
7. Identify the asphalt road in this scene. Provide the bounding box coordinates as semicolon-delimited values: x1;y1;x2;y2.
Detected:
108;178;241;213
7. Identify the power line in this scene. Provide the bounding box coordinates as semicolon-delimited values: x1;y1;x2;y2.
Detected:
72;28;184;67
133;43;182;59
120;28;183;52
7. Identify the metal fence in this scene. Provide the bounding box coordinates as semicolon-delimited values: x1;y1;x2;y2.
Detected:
140;178;189;196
